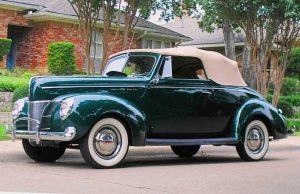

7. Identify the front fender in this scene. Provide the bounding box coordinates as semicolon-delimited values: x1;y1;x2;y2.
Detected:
232;99;287;141
50;94;147;145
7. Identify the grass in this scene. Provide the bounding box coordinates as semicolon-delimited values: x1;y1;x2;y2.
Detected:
295;131;300;137
0;124;9;141
0;76;30;92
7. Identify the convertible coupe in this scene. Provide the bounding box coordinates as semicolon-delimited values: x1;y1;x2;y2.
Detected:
8;47;287;168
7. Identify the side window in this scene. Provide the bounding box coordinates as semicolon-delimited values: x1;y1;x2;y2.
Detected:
160;56;207;80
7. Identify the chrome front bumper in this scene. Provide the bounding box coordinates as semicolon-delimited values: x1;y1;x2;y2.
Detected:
6;117;76;143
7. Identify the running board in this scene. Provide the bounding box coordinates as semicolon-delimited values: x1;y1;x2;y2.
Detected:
145;137;239;146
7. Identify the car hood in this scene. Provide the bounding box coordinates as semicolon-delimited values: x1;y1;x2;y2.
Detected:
29;76;149;101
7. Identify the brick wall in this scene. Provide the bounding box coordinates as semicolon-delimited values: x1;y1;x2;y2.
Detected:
16;21;85;70
0;7;142;71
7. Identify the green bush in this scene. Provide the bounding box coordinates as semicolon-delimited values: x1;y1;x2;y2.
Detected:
267;94;300;106
277;101;295;118
0;38;12;60
0;76;29;92
12;85;29;102
281;77;300;96
286;47;300;78
287;119;300;131
48;42;77;75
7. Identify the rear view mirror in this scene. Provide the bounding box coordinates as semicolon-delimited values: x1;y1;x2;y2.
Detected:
162;56;172;78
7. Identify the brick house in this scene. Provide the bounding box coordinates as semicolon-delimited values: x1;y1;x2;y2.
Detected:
0;0;191;72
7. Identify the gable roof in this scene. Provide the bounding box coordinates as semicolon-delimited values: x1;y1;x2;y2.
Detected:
162;15;244;47
0;0;191;41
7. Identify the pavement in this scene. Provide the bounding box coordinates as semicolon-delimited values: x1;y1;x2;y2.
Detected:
0;137;299;194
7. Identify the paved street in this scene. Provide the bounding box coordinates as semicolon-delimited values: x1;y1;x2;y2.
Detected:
0;137;299;194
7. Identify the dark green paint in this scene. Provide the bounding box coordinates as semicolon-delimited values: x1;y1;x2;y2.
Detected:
15;52;287;146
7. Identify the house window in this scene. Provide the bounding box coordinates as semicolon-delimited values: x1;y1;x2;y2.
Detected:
145;40;152;49
142;38;172;49
90;31;103;73
154;41;161;49
164;42;171;48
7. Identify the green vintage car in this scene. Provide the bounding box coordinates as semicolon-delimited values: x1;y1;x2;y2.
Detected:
8;47;287;168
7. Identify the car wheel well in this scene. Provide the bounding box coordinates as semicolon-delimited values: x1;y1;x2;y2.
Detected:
98;113;133;146
250;115;273;137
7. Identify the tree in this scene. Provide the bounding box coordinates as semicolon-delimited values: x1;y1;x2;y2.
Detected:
204;0;299;99
272;14;300;106
68;0;102;75
199;0;236;60
100;0;119;72
121;0;154;50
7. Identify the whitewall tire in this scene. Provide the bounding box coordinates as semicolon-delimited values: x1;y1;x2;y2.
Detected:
80;118;129;168
236;120;269;161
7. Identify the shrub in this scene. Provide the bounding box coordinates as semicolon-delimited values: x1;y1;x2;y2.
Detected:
277;101;295;118
286;47;300;78
48;42;77;75
281;77;300;96
287;119;300;131
0;76;29;92
267;94;300;107
12;85;29;102
0;38;12;60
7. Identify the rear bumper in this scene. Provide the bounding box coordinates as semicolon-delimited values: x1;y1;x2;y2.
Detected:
6;117;76;143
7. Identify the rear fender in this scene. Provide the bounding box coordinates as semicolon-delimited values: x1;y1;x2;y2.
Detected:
232;99;287;141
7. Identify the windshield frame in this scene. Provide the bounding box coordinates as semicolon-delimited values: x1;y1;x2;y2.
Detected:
103;52;160;79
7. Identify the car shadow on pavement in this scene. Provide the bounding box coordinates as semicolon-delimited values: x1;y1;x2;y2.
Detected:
37;152;285;169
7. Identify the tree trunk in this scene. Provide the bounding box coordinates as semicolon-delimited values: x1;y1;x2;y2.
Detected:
241;39;257;88
222;20;236;60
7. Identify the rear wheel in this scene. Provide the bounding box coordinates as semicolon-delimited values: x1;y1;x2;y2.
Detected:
171;145;200;157
236;120;269;161
22;139;66;163
80;118;129;168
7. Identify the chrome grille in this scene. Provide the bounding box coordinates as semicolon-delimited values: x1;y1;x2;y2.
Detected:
28;101;50;131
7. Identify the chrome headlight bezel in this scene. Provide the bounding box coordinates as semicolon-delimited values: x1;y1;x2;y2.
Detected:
60;98;74;120
12;99;25;119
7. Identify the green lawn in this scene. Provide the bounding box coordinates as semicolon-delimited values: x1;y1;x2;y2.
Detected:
0;124;9;141
295;131;300;136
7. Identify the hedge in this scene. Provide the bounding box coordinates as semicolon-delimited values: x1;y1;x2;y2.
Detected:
287;119;300;131
48;42;77;75
12;84;29;102
267;94;300;107
0;38;12;60
0;76;29;92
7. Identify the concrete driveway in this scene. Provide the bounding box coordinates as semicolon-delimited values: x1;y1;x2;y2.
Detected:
0;137;299;194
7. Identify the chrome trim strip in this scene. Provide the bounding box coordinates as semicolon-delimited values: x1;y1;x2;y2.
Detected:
41;85;146;89
29;100;51;103
145;137;239;146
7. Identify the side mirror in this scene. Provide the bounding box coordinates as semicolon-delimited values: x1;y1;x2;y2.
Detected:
161;56;172;78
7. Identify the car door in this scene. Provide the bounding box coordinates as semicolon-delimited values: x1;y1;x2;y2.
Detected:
148;55;229;139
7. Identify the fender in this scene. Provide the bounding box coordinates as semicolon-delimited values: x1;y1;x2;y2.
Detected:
49;94;148;146
231;98;287;141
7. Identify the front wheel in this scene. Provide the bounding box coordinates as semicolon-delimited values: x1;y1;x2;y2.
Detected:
171;145;200;157
80;118;129;168
236;120;269;161
22;139;66;163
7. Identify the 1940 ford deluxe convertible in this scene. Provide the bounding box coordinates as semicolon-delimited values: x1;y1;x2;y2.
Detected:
7;47;287;168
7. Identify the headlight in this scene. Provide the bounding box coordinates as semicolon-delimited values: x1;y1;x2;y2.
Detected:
60;98;74;120
12;99;25;119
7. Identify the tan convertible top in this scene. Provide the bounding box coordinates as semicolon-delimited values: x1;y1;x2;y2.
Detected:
110;47;247;86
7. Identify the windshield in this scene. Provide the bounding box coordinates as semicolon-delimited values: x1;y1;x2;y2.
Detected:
103;55;156;77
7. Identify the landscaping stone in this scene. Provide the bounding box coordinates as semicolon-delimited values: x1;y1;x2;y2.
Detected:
0;112;12;125
0;92;13;125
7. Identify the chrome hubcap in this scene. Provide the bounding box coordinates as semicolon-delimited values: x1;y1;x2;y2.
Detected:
247;126;264;153
93;125;121;160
